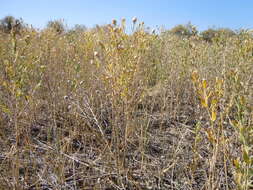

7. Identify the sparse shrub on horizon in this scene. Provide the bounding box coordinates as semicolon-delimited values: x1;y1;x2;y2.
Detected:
201;27;237;42
168;22;198;38
46;19;66;34
0;15;25;34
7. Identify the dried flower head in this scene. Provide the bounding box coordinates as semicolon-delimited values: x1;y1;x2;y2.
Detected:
132;17;137;24
117;44;124;50
67;105;72;111
112;19;117;26
94;51;99;57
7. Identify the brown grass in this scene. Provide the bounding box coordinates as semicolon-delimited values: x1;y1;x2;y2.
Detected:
0;21;252;189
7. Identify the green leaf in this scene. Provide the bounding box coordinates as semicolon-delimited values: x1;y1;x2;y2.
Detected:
242;147;250;164
75;63;81;72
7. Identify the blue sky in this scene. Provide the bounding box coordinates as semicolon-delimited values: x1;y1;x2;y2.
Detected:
1;0;253;31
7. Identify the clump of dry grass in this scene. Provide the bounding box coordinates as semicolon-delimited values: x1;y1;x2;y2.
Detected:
0;20;252;189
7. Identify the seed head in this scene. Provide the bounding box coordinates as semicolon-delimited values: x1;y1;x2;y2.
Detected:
117;44;124;50
132;17;137;24
94;51;99;57
112;19;117;26
67;105;72;111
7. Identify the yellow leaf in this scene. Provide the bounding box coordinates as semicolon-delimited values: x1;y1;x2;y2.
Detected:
211;98;218;106
2;81;7;88
211;106;217;122
240;96;246;105
233;158;240;169
206;128;216;143
202;79;207;89
207;91;213;98
197;89;203;96
200;96;208;108
215;77;223;87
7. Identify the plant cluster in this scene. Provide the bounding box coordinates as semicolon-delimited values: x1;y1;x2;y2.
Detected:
0;17;252;189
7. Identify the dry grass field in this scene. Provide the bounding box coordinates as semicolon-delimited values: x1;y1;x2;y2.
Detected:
0;18;252;189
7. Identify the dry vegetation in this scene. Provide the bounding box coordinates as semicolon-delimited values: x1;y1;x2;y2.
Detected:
0;18;252;190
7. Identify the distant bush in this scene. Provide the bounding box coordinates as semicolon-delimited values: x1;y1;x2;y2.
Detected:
72;24;87;32
169;23;198;37
0;15;24;34
201;28;236;42
46;19;66;34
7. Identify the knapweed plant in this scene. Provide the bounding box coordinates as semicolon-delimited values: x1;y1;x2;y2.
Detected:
0;18;252;189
